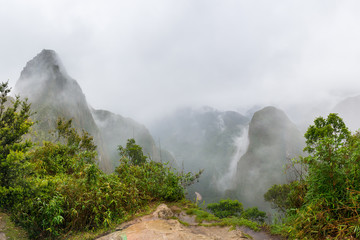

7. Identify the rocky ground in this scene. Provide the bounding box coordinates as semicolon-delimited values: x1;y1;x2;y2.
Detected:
96;204;281;240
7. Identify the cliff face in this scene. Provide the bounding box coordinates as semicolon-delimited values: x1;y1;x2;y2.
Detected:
235;106;304;210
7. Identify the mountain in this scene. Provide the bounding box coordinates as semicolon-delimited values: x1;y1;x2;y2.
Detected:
235;106;305;211
92;109;175;169
14;49;112;172
14;49;167;172
333;95;360;131
15;50;93;131
150;106;250;202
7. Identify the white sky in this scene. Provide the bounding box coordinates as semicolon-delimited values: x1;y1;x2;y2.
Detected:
1;0;360;124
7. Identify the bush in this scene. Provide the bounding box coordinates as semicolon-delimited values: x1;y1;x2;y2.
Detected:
116;139;202;202
242;207;266;223
207;199;244;218
264;181;306;213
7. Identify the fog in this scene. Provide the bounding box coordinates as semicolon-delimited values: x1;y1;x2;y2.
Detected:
1;1;360;125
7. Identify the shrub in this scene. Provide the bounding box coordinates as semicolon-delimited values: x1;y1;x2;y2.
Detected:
207;199;243;218
115;139;202;202
242;207;266;223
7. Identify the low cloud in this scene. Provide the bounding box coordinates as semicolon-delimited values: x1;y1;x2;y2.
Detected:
1;0;360;124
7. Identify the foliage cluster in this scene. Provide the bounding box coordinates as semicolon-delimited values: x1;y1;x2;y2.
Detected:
265;113;360;239
0;82;201;239
185;199;264;231
207;199;266;223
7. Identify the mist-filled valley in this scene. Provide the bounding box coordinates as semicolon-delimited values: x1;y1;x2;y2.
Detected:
0;44;360;239
2;1;360;238
13;49;360;214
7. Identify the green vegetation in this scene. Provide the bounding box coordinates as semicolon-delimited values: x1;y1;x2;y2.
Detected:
0;81;33;210
265;113;360;239
207;199;244;218
118;138;147;166
183;199;265;231
207;199;266;223
0;82;201;239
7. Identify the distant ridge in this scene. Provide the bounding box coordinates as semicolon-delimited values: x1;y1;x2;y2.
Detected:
333;95;360;131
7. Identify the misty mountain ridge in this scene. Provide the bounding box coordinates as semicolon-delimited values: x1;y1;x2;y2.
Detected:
14;49;167;172
333;94;360;131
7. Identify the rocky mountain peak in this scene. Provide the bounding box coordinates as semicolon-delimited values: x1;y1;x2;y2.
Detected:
19;49;67;80
14;49;80;102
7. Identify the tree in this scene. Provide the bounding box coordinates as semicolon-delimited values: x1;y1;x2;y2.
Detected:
265;113;360;239
304;113;350;154
303;113;351;203
118;138;147;165
0;81;33;198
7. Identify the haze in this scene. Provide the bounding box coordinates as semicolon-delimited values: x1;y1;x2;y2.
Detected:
1;0;360;125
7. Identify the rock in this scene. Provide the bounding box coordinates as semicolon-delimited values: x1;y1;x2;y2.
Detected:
152;204;174;219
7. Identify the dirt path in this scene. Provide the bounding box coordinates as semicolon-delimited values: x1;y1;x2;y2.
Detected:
96;204;282;240
0;213;28;240
0;214;7;240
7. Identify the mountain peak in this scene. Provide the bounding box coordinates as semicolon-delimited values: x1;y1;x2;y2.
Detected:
35;49;60;65
14;49;79;101
19;49;67;80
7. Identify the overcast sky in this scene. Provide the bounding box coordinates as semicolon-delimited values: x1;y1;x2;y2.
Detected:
1;0;360;124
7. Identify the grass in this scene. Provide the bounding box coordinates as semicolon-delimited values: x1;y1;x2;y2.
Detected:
177;200;261;232
185;208;220;223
